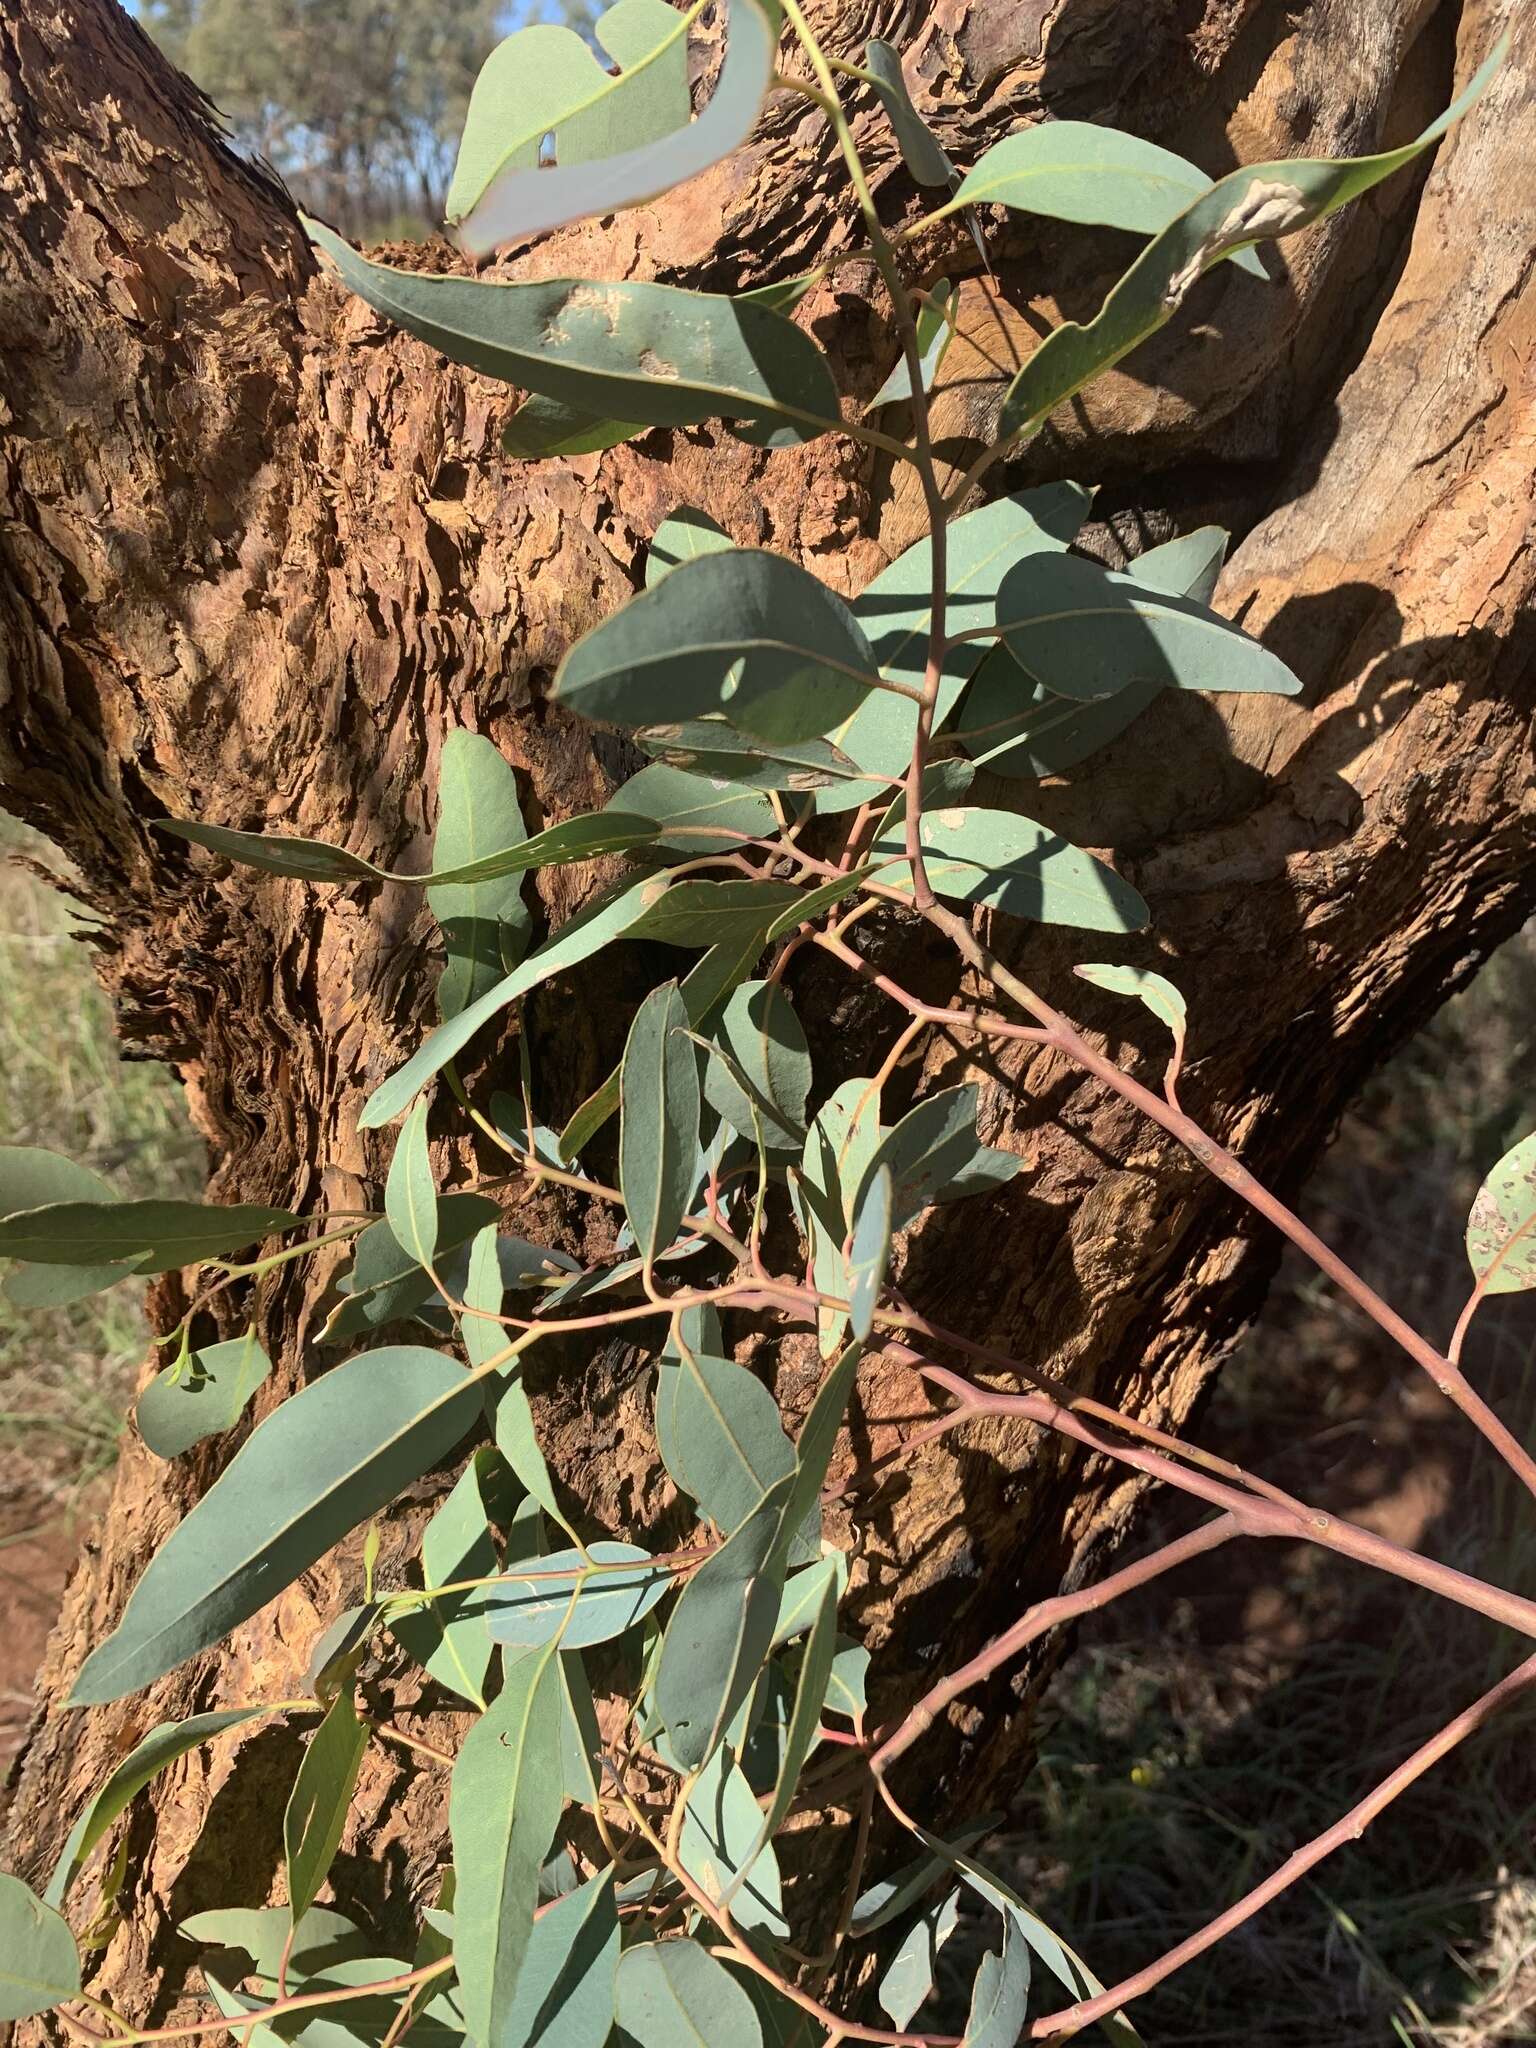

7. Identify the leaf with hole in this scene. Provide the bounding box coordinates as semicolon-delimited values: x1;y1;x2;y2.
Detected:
429;730;531;1019
557;549;880;744
1466;1132;1536;1297
284;1689;369;1928
70;1347;482;1704
620;979;701;1272
137;1329;274;1460
871;805;1148;934
616;1938;763;2048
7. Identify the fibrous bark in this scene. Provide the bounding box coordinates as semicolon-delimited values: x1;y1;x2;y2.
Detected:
1;0;1532;2023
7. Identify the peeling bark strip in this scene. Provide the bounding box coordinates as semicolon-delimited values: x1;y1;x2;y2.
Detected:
1;0;1534;2026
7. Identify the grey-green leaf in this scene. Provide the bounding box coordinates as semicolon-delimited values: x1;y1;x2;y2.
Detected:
1466;1132;1536;1296
494;1865;618;2048
0;1874;81;2022
647;506;733;587
0;1198;301;1272
390;1447;501;1707
656;1351;795;1538
621;979;701;1272
483;1542;674;1650
638;723;865;792
880;1888;962;2029
321;1195;497;1345
871;806;1148;934
429;730;531;1019
0;1144;115;1215
285;1689;369;1927
71;1347;482;1704
137;1329;275;1460
385;1099;438;1270
677;1745;789;1938
627;878;809;951
867;278;957;412
847;1164;893;1339
450;1648;565;2048
607;761;776;853
557;549;879;744
726;1571;838;1906
701;981;812;1153
866;38;953;187
616;1939;763;2048
309;222;841;446
1074;963;1188;1047
998;43;1505;440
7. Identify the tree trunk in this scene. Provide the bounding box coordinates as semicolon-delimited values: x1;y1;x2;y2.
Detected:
2;0;1533;2024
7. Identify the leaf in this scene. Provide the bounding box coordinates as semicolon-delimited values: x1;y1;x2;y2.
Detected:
726;1571;838;1906
385;1100;438;1270
180;1904;371;1979
795;1078;882;1358
491;1370;570;1537
1074;963;1188;1049
607;761;776;852
998;42;1506;441
0;1874;81;2022
638;724;866;792
731;1969;822;2048
818;481;1091;815
867;279;957;412
849;1821;997;1935
285;1689;369;1927
778;1339;863;1592
0;1198;301;1271
851;1085;974;1234
483;1541;674;1650
647;506;733;587
655;1472;795;1771
950;122;1265;276
1129;525;1229;606
450;1647;565;2048
0;1144;115;1214
429;731;531;1020
71;1347;483;1704
306;1604;381;1704
825;1638;869;1720
390;1448;501;1707
676;1746;789;1939
700;981;812;1153
4;1258;131;1308
656;1351;795;1539
1466;1132;1536;1296
557;549;879;745
616;1939;763;2048
137;1329;274;1460
621;979;701;1272
446;0;692;224
865;37;953;187
846;1164;893;1340
47;1706;268;1908
320;1195;498;1345
870;805;1149;934
627;878;810;950
494;1866;618;2048
309;222;841;447
993;552;1301;705
456;0;780;257
501;395;641;459
880;1888;961;2029
762;868;869;944
360;875;656;1129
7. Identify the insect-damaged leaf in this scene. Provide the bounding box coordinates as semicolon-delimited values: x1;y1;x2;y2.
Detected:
309;222;841;446
284;1689;369;1928
0;1874;80;2022
70;1348;482;1704
137;1328;274;1460
429;730;531;1019
1466;1131;1536;1296
872;807;1148;935
617;1938;763;2048
620;980;701;1273
557;549;879;744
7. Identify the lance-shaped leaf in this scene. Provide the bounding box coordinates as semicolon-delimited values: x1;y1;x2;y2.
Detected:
137;1329;274;1461
794;1078;882;1358
627;877;810;950
867;278;957;412
285;1689;369;1927
871;805;1148;934
700;981;812;1153
557;549;879;744
47;1706;269;1907
158;807;660;889
725;1570;838;1908
656;1350;795;1538
957;524;1228;777
818;481;1091;814
385;1099;438;1270
1074;963;1188;1055
429;730;531;1019
502;393;641;459
390;1448;502;1707
0;1875;81;2023
617;1939;763;2048
70;1347;482;1704
638;723;865;792
621;980;701;1273
450;1648;565;2048
948;122;1265;276
483;1542;674;1650
0;1197;300;1272
361;875;656;1128
447;0;692;225
866;36;953;187
458;0;780;256
998;41;1506;440
677;1745;789;1938
655;1471;795;1770
846;1163;893;1339
880;1888;962;2030
309;222;841;447
647;505;733;587
1466;1132;1536;1296
495;1865;618;2048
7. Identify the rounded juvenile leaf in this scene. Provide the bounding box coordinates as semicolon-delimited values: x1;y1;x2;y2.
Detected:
0;1874;81;2022
137;1329;274;1461
1466;1132;1536;1296
616;1939;763;2048
556;550;879;744
482;1543;674;1650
